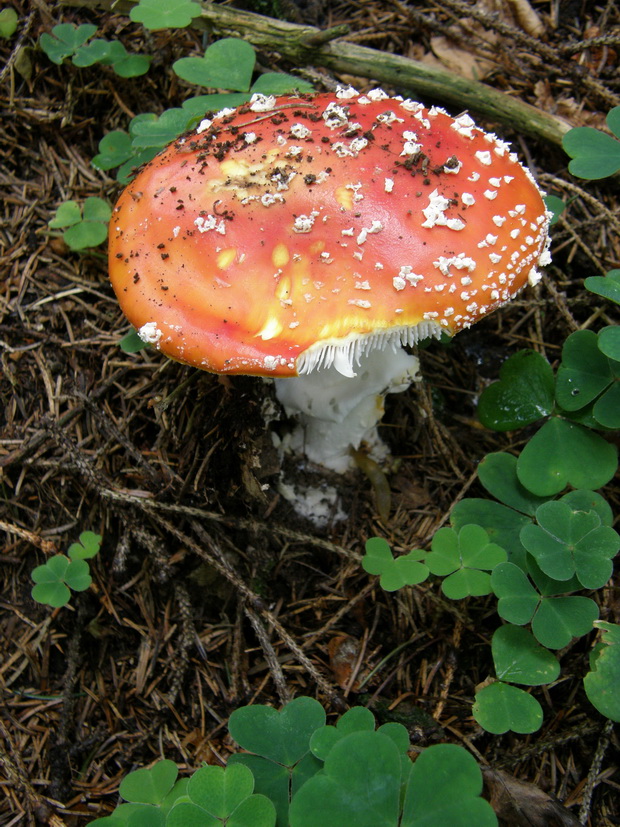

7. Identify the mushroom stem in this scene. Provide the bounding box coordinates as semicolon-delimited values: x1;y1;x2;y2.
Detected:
273;347;420;472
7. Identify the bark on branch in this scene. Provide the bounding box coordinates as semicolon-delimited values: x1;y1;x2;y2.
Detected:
60;0;571;147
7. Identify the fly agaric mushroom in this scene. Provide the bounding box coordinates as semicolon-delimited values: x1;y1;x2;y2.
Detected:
109;88;551;472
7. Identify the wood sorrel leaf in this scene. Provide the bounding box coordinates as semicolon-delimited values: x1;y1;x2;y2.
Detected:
517;418;618;496
492;625;560;685
478;350;554;431
473;682;543;734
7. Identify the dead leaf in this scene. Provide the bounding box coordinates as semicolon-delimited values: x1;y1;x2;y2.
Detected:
483;768;581;826
506;0;545;37
328;634;361;689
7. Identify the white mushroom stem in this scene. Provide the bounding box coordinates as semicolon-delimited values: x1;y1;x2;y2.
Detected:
273;347;421;472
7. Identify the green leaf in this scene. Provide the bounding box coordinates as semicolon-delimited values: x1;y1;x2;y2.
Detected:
67;531;102;560
186;764;253;818
120;329;150;353
251;72;314;95
525;553;581;595
491;625;560;686
362;537;428;592
181;93;251;116
289;731;402;827
584;269;620;306
451;499;532;570
130;0;203;30
63;221;109;250
173;38;256;91
597;325;620;363
607;106;620;138
92;130;135;171
584;621;620;721
492;562;539;626
0;8;19;39
560;489;614;527
39;23;97;64
31;556;72;607
425;525;506;598
516;418;618;496
50;197;111;250
477;452;548;516
441;568;493;600
478;350;555;431
119;759;179;804
543;194;565;226
63;558;92;592
82;197;112;223
309;707;376;762
403;743;497;825
117;148;160;185
90;803;164;826
130;108;194;148
49;200;82;229
72;38;119;67
227;794;277;827
531;596;599;650
112;54;151;78
472;682;543;734
229;696;325;767
563;125;620;179
521;500;619;589
229;752;320;827
555;329;615;411
166;803;219;827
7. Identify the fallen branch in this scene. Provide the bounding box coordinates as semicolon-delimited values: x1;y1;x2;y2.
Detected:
59;0;571;146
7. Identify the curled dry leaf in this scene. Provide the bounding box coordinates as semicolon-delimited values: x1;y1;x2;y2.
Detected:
328;634;362;689
483;768;581;827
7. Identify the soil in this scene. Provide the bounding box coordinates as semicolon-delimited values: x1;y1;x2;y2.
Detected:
1;0;619;825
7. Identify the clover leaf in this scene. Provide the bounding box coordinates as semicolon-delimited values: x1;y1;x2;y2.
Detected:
362;537;429;592
555;329;620;428
130;108;195;149
251;72;314;96
520;500;619;589
585;269;620;307
562;106;620;179
403;743;498;825
228;697;325;826
0;8;19;39
516;417;618;496
472;682;543;735
67;531;102;560
584;621;620;722
72;38;150;77
174;38;256;91
49;197;111;250
477;350;555;431
598;325;620;362
40;23;97;64
492;625;560;685
309;707;409;764
477;452;548;516
119;759;179;805
289;731;402;827
92;130;135;171
31;555;91;607
130;0;203;30
167;764;276;827
491;562;599;649
424;525;506;599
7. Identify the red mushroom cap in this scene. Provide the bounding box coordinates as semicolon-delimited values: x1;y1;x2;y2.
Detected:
108;89;551;377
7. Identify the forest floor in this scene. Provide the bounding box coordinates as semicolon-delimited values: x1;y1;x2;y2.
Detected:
1;0;620;824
